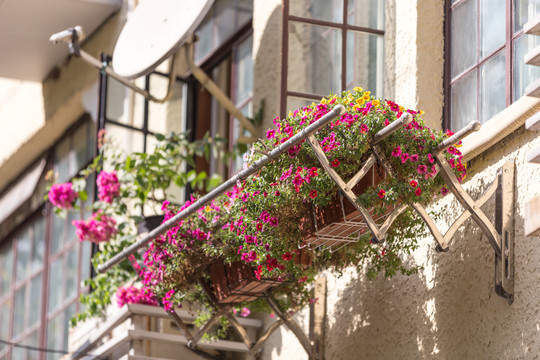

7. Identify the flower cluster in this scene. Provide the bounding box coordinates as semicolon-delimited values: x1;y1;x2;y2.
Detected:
97;171;120;203
116;286;158;307
72;211;117;243
48;183;78;209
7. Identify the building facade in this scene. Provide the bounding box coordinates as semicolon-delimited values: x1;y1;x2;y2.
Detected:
0;0;539;359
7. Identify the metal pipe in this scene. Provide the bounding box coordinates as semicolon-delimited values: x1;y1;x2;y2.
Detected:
434;120;481;154
372;112;412;145
97;105;346;273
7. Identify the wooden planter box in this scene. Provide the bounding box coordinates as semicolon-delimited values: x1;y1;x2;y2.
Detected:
208;249;313;304
302;165;391;249
209;261;281;304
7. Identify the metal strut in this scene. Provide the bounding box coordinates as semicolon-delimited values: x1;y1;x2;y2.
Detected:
307;116;515;304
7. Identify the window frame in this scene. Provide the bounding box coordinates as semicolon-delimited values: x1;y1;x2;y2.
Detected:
444;0;535;130
280;0;385;119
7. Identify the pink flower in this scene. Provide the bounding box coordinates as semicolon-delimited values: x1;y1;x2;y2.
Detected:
427;153;435;163
331;159;340;168
441;187;449;196
268;217;279;227
266;129;276;139
378;189;385;199
240;307;251;317
360;124;369;133
417;165;428;174
116;286;157;307
298;276;308;283
410;154;419;162
48;183;78;209
410;180;418;188
97;171;120;203
72;211;117;243
400;153;410;163
309;190;318;199
391;146;401;157
162;289;175;312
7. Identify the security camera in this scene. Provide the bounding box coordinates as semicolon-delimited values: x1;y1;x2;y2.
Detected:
49;26;85;44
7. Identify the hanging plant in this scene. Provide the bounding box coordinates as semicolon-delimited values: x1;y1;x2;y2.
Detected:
47;88;465;334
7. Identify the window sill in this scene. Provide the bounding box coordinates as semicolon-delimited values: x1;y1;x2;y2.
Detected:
460;96;540;162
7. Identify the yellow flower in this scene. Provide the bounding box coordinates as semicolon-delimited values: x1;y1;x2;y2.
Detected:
355;98;365;106
364;91;371;97
320;98;327;105
353;105;360;111
399;106;404;112
353;86;363;93
419;110;425;115
456;142;462;148
361;94;370;102
205;206;212;212
372;99;380;107
288;111;293;118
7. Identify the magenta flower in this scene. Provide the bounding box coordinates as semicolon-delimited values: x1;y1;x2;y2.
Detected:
116;286;157;307
441;187;449;196
309;190;318;199
427;153;435;163
360;124;369;133
391;146;401;157
400;153;410;163
410;154;419;162
162;289;175;312
331;159;340;168
417;165;428;174
97;171;120;203
240;307;251;317
266;129;276;139
48;183;78;209
268;217;279;227
72;211;117;243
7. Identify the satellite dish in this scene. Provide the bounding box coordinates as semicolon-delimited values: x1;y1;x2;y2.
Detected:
112;0;214;79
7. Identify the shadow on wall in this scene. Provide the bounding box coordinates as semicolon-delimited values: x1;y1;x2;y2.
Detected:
325;128;540;359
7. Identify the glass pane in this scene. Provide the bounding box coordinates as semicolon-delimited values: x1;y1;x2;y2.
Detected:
28;274;42;327
513;34;540;100
106;77;127;124
65;246;78;300
231;102;253;174
287;96;316;113
234;35;253;104
237;0;253;26
25;331;40;360
451;0;478;78
54;137;70;183
348;0;385;30
480;0;505;58
46;313;62;360
514;0;540;33
72;121;90;174
67;210;79;244
451;69;478;131
31;218;45;273
105;123;145;154
290;0;343;23
80;241;92;281
194;14;214;63
346;31;384;97
48;257;63;313
480;50;506;123
13;285;27;337
288;22;342;95
148;76;186;135
12;346;26;360
51;215;65;256
0;244;13;296
0;300;11;351
215;0;238;45
15;228;31;283
63;303;76;346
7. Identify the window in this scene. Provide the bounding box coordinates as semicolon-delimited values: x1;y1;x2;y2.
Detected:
447;0;540;131
0;119;95;360
281;0;384;117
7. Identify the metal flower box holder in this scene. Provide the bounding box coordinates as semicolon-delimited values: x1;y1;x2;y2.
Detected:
96;106;515;360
